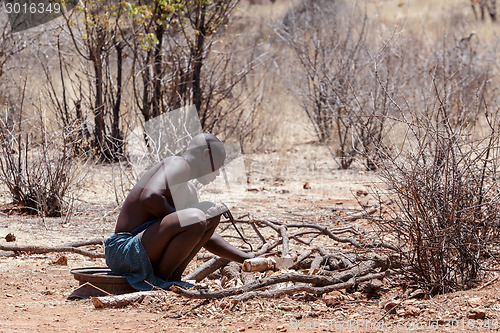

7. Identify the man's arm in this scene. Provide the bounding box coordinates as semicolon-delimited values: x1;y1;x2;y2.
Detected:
203;233;254;263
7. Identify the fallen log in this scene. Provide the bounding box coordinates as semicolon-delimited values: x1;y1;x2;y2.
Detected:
93;290;163;308
185;257;230;282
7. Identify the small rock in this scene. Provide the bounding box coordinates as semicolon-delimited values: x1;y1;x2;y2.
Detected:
237;328;246;332
358;279;383;295
276;325;287;332
323;290;345;307
404;305;421;317
468;297;484;308
468;308;486;320
409;288;426;299
141;295;154;306
303;182;311;190
51;254;67;266
356;190;368;197
380;299;400;313
5;233;15;242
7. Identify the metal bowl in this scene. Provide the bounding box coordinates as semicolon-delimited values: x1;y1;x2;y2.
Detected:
69;266;136;299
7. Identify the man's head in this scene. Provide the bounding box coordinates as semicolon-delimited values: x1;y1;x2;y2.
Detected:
184;133;226;184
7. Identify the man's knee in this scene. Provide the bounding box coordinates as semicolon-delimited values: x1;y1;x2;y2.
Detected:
177;208;208;230
207;214;221;229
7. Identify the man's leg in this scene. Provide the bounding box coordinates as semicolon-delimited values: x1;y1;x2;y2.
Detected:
169;214;222;280
139;208;208;281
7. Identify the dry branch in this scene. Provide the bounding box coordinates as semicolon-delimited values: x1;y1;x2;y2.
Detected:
196;253;216;261
171;270;394;300
250;220;267;245
319;260;379;284
279;226;290;257
292;249;313;269
344;206;378;222
0;244;104;258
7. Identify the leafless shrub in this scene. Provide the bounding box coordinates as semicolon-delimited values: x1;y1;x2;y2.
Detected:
375;71;500;294
278;0;402;169
0;80;88;217
278;0;362;158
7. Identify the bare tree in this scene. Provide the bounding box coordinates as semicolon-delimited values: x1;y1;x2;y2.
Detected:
61;0;126;161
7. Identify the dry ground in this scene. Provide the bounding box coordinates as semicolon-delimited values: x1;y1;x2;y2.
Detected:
0;146;499;332
2;0;500;332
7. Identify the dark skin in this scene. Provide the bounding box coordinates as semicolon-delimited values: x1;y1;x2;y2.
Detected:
115;136;253;281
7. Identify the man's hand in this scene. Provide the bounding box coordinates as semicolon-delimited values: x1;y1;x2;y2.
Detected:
205;203;227;218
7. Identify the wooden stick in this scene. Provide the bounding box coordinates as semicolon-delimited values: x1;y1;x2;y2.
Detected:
0;244;104;258
256;238;282;254
320;260;379;285
250;220;267;245
292;249;313;269
251;219;281;232
279;226;290;257
196;253;216;261
289;231;321;245
344;206;378;222
477;275;500;290
93;291;163;308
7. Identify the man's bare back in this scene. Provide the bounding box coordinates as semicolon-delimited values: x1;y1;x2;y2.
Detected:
115;156;197;234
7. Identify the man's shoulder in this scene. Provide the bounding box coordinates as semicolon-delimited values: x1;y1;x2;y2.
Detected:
162;155;187;168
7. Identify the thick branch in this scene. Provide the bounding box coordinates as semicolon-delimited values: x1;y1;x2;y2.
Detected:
185;257;230;282
0;244;104;258
62;238;105;248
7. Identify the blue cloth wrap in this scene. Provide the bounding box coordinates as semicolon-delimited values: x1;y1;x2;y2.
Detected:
104;219;194;291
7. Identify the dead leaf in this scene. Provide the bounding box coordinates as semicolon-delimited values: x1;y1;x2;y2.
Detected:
323;291;345;307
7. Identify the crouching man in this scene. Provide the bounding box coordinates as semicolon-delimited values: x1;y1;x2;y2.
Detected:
105;133;253;290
